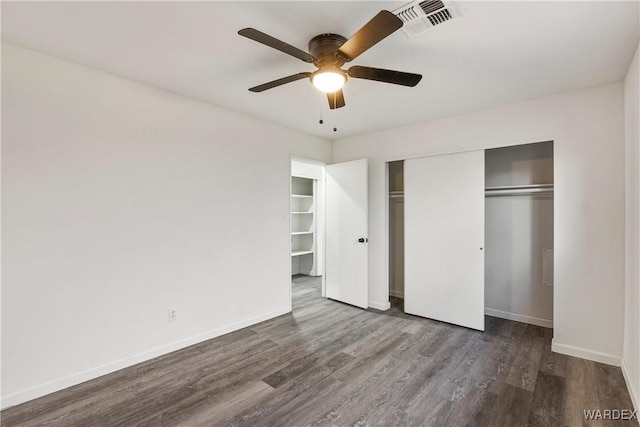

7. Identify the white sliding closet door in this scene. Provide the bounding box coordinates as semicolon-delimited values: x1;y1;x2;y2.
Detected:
404;151;485;330
325;159;368;308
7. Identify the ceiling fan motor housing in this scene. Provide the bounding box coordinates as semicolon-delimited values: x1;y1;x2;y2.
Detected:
308;34;348;66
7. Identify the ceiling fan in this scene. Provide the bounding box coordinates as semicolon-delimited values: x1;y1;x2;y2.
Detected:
238;10;422;110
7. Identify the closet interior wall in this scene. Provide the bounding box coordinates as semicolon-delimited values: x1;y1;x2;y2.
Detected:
389;161;404;298
485;142;554;327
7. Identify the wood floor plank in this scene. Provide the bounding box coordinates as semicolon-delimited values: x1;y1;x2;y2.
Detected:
226;353;354;427
261;317;385;389
0;332;274;427
313;328;475;426
401;338;481;424
134;321;371;426
527;371;566;427
253;377;345;427
300;331;450;426
539;329;568;378
2;276;635;427
444;379;499;427
505;325;546;391
563;356;608;427
463;332;518;396
435;330;490;402
179;381;276;427
593;363;636;410
470;383;534;427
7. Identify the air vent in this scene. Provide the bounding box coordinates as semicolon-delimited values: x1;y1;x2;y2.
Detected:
393;0;459;38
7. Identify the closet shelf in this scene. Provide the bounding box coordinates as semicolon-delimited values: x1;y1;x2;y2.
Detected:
291;173;317;276
485;184;553;197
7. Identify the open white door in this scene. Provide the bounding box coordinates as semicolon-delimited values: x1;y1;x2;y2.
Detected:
404;151;485;330
325;159;368;308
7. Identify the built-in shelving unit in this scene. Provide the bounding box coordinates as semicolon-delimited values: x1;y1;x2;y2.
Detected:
291;176;316;276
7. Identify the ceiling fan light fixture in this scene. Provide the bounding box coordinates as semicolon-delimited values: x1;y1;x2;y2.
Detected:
240;10;421;109
311;69;346;93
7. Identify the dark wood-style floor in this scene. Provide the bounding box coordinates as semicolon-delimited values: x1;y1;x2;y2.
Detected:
2;275;635;426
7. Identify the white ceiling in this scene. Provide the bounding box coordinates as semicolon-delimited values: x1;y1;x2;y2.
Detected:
2;1;638;140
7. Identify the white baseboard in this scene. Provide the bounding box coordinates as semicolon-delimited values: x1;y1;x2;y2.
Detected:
551;339;621;367
369;300;391;311
484;308;553;328
0;307;291;410
389;289;404;298
621;358;640;415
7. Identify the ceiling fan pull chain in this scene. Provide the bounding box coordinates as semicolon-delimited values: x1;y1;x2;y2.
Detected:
318;92;324;125
333;92;338;132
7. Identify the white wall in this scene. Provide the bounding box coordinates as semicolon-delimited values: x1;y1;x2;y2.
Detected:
333;82;626;366
623;42;640;411
485;143;554;327
1;43;330;408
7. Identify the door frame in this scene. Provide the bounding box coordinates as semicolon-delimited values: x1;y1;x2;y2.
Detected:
290;156;327;308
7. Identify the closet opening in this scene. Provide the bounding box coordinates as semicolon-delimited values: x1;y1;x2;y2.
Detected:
388;160;405;305
485;141;554;328
387;140;554;330
291;159;325;305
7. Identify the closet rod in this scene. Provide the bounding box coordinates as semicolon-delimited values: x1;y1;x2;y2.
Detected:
485;184;553;197
389;185;553;197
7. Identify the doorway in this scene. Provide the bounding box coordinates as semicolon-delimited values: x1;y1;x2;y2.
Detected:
388;160;404;300
290;159;325;305
290;157;370;310
484;141;554;328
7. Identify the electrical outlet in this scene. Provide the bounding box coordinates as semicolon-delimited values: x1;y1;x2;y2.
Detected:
168;309;177;321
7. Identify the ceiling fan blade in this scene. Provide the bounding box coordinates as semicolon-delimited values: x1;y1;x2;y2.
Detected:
238;28;315;63
337;11;403;62
327;89;346;109
347;66;422;87
249;72;311;92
